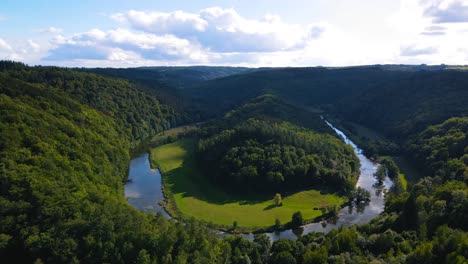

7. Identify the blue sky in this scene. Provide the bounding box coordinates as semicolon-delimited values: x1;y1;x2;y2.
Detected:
0;0;467;67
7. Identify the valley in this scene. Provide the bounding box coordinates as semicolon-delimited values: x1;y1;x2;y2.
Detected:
125;118;392;239
1;61;467;263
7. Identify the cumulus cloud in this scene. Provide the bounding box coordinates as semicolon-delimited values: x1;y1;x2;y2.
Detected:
46;28;209;63
37;27;63;34
423;0;468;23
0;38;48;63
17;4;468;67
112;10;208;34
112;7;325;53
46;7;327;66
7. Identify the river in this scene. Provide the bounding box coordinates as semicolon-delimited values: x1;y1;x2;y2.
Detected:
124;154;170;218
125;120;391;240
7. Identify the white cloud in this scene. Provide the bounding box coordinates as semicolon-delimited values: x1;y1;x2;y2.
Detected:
112;10;208;33
46;28;209;63
0;38;12;51
37;27;63;34
27;40;41;52
382;0;468;64
400;45;438;56
0;38;48;63
107;48;142;61
423;0;468;23
5;3;465;67
112;7;325;53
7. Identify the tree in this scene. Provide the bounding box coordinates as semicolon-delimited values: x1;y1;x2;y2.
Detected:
349;187;371;205
291;211;303;227
233;220;238;230
270;251;297;264
274;193;283;207
275;218;281;229
136;249;151;264
303;247;328;264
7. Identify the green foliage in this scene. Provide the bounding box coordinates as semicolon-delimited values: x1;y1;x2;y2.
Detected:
0;64;223;263
349;187;371;205
186;66;467;138
291;212;304;227
274;193;283;207
408;117;467;182
198;119;359;194
1;61;467;263
0;61;185;146
218;94;331;133
275;218;282;229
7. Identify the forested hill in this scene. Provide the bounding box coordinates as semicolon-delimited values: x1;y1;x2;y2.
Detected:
186;66;468;138
0;61;188;145
197;119;359;194
82;65;467;138
207;94;332;133
0;63;228;263
83;66;254;89
407;117;467;181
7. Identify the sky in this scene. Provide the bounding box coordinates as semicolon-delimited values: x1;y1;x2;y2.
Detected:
0;0;467;67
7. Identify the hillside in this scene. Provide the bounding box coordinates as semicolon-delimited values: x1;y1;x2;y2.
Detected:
85;66;254;89
186;66;468;138
0;61;187;145
0;73;226;263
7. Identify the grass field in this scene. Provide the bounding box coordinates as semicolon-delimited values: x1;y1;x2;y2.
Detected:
150;124;200;143
399;173;408;191
150;139;345;228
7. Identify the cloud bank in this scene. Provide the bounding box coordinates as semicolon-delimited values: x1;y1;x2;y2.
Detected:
111;8;324;53
2;2;468;67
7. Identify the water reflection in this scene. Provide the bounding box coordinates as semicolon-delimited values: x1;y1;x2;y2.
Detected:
124;154;170;218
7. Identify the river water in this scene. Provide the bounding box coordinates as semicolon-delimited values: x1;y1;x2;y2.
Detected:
124;154;170;218
125;120;391;240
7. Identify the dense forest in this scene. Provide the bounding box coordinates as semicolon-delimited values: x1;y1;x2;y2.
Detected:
213;94;332;133
197;119;359;194
185;66;468;138
407;117;467;182
0;61;188;145
1;61;467;263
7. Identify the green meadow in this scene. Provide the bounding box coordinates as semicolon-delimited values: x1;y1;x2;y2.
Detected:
150;139;345;228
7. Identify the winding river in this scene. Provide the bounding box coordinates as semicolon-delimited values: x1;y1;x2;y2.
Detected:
125;120;391;240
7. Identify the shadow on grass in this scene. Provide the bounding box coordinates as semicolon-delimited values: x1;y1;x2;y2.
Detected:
263;204;277;211
165;166;268;205
161;139;339;207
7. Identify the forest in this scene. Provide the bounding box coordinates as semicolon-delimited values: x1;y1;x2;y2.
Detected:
197;119;359;194
0;61;467;263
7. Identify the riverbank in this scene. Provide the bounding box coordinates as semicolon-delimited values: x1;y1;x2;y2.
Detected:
125;119;393;240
